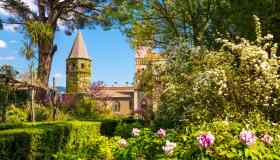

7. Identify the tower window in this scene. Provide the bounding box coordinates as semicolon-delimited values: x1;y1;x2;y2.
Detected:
112;101;120;112
72;64;76;68
81;63;84;69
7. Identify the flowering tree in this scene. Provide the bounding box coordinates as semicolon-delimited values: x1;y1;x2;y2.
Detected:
88;81;112;113
156;16;280;127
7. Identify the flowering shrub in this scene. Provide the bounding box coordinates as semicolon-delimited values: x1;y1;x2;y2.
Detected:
156;17;280;127
132;128;141;136
261;133;273;145
118;139;128;148
157;128;166;138
176;119;280;159
113;118;280;160
239;130;256;146
113;128;174;159
114;121;144;138
197;132;215;148
162;140;176;155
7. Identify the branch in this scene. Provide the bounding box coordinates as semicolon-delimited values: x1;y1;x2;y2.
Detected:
0;0;38;21
153;1;180;37
1;20;25;25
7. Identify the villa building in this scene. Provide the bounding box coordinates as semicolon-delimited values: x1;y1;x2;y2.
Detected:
66;32;166;115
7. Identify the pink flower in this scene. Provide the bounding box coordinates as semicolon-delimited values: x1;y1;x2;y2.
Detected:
239;130;256;146
261;134;273;145
197;132;215;148
132;128;140;137
119;139;128;147
162;140;176;155
157;128;166;138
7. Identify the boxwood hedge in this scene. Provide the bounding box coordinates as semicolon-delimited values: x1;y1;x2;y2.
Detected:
0;121;101;160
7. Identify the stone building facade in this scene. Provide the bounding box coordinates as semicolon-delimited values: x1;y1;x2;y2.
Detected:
134;47;167;113
66;32;166;116
95;86;134;115
66;32;92;94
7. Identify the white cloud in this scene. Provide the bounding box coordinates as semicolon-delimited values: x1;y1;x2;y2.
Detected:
54;73;63;80
57;20;67;31
22;0;38;13
0;40;7;48
0;8;9;16
0;56;15;60
0;1;68;32
0;1;38;16
0;2;9;16
3;24;20;32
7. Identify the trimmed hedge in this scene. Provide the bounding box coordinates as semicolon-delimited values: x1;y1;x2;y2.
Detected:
100;119;119;136
0;121;101;160
100;118;144;137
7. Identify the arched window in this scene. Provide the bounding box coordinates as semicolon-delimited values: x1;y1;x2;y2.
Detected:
72;64;76;69
81;63;84;69
112;101;120;112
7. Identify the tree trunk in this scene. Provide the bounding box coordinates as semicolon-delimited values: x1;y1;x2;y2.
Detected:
192;25;202;47
37;37;56;87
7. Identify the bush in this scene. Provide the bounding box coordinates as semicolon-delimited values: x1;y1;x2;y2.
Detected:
34;104;52;121
6;104;28;123
114;121;144;138
100;118;144;137
0;121;101;160
175;119;280;159
54;136;120;160
156;20;280;127
114;116;280;160
73;97;97;119
100;119;120;136
113;128;177;160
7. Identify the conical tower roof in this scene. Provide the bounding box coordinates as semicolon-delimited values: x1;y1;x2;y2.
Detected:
68;32;90;59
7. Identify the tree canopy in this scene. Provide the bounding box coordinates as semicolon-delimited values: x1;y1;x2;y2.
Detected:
0;0;115;86
111;0;280;52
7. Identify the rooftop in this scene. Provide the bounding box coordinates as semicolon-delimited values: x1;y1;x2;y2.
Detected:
68;32;91;59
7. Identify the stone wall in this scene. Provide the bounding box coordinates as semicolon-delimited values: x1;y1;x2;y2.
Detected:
66;58;91;94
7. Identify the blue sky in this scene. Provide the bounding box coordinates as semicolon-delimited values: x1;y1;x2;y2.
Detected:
0;27;135;87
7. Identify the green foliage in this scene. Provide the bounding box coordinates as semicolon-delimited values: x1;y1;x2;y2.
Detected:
211;0;280;44
114;121;144;138
34;104;52;121
114;128;167;160
0;64;18;78
55;108;73;121
6;104;28;123
73;97;97;119
113;0;280;51
54;136;119;160
0;121;101;160
26;21;54;44
156;18;280;127
176;118;280;159
100;119;120;137
1;0;115;86
114;115;280;160
113;0;219;48
100;118;144;137
137;64;154;97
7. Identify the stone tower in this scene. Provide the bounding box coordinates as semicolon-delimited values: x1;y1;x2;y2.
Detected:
66;32;92;94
